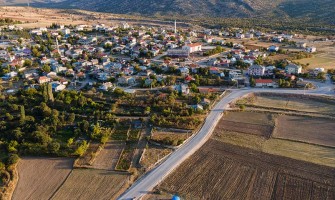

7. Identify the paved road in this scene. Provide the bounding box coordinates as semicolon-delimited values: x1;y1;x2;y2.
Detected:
118;84;334;200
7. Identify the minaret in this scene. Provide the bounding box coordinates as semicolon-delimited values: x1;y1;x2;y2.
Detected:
56;37;60;55
174;20;177;34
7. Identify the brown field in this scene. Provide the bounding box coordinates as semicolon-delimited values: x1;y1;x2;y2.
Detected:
274;115;335;148
216;120;273;138
217;111;274;138
140;145;172;170
223;111;274;125
91;141;125;170
12;157;74;200
51;169;130;200
151;132;190;143
250;93;335;115
158;139;335;200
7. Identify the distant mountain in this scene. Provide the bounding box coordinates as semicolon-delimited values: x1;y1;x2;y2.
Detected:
2;0;335;24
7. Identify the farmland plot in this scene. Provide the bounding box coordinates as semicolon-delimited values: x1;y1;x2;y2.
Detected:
159;140;335;200
52;169;129;200
218;111;275;138
251;93;335;115
274;115;335;147
12;157;74;200
91;141;125;170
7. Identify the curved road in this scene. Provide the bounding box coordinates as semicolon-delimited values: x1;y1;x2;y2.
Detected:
118;82;334;200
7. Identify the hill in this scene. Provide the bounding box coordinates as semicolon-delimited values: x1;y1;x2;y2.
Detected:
1;0;335;24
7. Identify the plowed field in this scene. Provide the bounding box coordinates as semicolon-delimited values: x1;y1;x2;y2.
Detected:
159;139;335;200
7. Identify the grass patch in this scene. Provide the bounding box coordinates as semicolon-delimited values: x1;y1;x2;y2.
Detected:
115;147;134;171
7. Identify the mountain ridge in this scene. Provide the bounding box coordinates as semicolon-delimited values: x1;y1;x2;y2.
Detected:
1;0;335;24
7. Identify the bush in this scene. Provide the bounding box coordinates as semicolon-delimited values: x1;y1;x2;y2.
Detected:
7;154;19;166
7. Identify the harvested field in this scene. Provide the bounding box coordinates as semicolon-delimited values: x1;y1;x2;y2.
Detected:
274;115;335;147
12;157;74;200
51;169;130;200
250;93;335;115
264;139;335;167
91;141;125;170
216;111;274;138
159;139;335;200
214;129;335;167
216;120;273;138
223;111;275;125
140;145;172;169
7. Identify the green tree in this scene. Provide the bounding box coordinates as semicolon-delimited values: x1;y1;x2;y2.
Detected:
249;77;256;87
68;113;75;124
74;140;88;156
48;141;60;154
20;105;25;123
42;64;51;73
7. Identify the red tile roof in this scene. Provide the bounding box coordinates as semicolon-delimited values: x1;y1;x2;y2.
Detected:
255;79;273;84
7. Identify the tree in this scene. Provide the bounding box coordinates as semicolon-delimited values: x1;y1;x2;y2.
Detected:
144;106;151;115
74;140;88;156
48;141;60;154
68;113;75;124
80;120;90;134
23;59;32;67
20;105;25;123
6;113;13;121
249;77;256;87
42;64;51;73
7;140;18;153
7;154;19;165
47;83;54;102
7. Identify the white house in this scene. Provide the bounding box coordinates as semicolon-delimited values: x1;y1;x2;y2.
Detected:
99;82;114;91
306;47;316;53
248;65;265;76
285;63;302;74
268;45;279;52
182;43;202;53
236;33;245;39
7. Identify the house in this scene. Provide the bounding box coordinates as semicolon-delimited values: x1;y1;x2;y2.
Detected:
167;49;189;58
245;33;254;38
285;63;302;74
248;65;265;76
306;47;316;53
236;33;245;39
120;22;130;29
310;68;324;76
182;43;202;53
268;45;279;52
200;98;211;106
255;79;274;87
184;75;195;83
179;67;189;75
174;84;190;95
51;82;66;92
38;76;51;84
118;76;136;85
99;82;114;91
189;104;204;111
1;72;18;80
297;42;307;48
209;67;220;75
